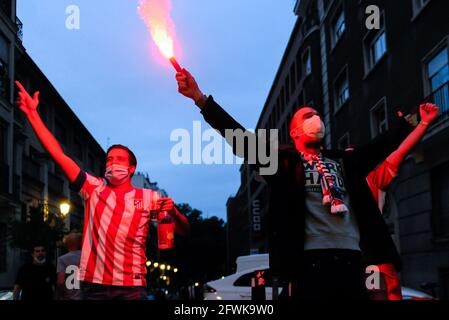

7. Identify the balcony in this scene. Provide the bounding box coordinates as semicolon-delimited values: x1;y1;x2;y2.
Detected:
15;17;23;42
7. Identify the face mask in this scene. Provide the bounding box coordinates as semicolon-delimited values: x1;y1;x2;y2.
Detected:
105;164;130;186
302;115;325;139
33;257;46;265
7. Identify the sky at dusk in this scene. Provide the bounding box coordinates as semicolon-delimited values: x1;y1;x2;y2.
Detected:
17;0;297;221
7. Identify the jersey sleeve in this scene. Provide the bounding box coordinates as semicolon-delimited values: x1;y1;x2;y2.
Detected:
69;170;106;201
367;160;399;192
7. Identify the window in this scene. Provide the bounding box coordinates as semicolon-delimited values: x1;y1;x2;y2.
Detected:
331;10;346;47
372;32;387;65
370;98;388;138
303;49;312;77
0;223;6;272
338;133;350;150
335;69;349;109
412;0;430;15
363;14;387;74
290;64;296;93
431;161;449;239
427;48;449;116
296;51;302;83
234;269;272;287
0;33;10;100
54;119;67;146
37;103;45;124
73;138;83;160
87;153;95;173
0;122;6;164
285;76;291;104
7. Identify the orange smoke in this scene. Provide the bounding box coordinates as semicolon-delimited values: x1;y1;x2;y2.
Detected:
138;0;177;59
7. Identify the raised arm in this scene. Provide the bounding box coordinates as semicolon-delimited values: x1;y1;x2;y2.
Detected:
386;103;439;167
16;81;80;182
176;70;278;177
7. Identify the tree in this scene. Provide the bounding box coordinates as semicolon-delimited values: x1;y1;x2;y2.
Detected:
173;204;227;287
9;204;68;258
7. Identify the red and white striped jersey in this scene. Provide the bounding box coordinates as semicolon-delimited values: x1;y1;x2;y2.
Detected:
71;171;160;287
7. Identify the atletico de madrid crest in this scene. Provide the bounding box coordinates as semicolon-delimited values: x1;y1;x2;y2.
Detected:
134;199;143;210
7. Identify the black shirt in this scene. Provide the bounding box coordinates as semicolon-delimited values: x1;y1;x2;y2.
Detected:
15;262;56;301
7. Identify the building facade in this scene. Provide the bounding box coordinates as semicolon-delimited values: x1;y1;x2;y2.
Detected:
226;0;449;297
0;0;105;289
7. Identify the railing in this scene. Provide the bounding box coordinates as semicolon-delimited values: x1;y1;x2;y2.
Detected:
427;81;449;121
15;17;23;42
0;59;10;102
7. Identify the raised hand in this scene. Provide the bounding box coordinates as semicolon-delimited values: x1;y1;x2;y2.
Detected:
419;103;440;125
15;81;40;116
175;69;204;103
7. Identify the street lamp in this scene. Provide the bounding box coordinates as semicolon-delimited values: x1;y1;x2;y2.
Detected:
160;264;166;271
59;202;71;217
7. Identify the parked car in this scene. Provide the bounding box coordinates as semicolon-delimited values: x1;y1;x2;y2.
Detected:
204;254;435;300
0;290;14;301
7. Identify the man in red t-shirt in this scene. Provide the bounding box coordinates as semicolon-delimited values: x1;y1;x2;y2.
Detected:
16;82;190;300
365;103;439;300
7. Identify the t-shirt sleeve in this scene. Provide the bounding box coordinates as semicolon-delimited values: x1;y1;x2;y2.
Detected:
367;160;399;192
56;256;66;274
69;170;105;200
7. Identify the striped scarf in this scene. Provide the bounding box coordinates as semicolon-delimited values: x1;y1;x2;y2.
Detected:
302;153;349;215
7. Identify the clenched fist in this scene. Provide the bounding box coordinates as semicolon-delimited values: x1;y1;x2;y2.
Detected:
419;103;439;125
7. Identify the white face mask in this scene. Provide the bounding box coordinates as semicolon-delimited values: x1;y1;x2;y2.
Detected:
302;115;325;139
33;257;46;265
105;164;130;186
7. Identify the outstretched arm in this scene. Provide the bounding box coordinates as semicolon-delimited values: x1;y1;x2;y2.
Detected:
176;70;279;178
16;81;80;182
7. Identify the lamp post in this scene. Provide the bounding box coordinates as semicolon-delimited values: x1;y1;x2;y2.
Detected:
59;202;71;217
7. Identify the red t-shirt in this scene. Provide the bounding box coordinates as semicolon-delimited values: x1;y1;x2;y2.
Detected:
72;171;160;287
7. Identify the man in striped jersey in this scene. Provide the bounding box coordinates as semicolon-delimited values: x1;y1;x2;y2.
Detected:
16;81;190;300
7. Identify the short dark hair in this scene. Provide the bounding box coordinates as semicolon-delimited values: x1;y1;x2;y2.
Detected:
31;243;46;252
106;145;137;176
289;105;315;133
